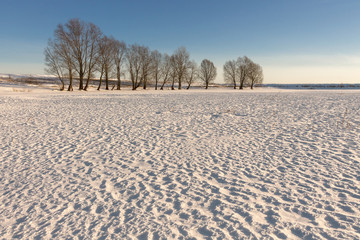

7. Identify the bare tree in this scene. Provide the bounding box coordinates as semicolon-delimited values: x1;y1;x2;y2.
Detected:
125;44;153;90
58;19;88;90
97;36;115;90
223;60;237;89
58;41;75;91
170;55;177;90
54;19;106;90
139;46;153;90
237;56;252;90
185;60;198;89
151;50;162;90
113;40;127;90
96;62;105;91
44;40;65;91
247;62;263;89
160;54;172;90
48;18;263;93
199;59;217;89
126;44;143;90
84;23;102;91
172;47;190;89
46;19;104;91
49;28;75;91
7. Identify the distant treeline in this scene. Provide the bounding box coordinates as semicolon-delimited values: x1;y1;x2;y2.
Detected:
265;84;360;89
45;18;263;91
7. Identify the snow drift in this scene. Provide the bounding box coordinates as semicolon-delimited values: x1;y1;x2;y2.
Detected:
0;89;359;239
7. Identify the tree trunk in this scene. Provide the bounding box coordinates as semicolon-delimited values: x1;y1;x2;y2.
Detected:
131;77;135;90
117;78;121;90
239;79;244;89
84;75;91;91
78;62;84;90
79;74;84;90
116;66;121;90
59;79;65;91
187;79;192;89
67;70;73;91
160;81;166;90
97;73;103;90
84;61;92;90
178;78;181;90
105;71;109;90
133;79;140;90
143;77;147;89
171;77;175;90
133;83;139;90
79;79;83;90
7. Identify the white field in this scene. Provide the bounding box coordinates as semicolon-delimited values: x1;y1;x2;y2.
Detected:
0;88;359;239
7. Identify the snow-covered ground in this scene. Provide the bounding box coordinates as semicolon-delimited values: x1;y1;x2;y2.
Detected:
0;88;359;239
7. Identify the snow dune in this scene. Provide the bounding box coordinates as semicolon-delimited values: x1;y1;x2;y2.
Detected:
0;89;359;239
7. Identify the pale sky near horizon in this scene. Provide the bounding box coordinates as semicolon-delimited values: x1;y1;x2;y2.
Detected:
0;0;360;83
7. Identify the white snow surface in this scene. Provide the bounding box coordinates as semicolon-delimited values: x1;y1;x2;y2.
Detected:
0;89;359;239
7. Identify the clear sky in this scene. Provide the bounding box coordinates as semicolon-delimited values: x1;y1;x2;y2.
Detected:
1;0;360;83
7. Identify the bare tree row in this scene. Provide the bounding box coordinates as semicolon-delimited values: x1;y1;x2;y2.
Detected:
44;19;127;91
223;56;263;89
45;19;261;91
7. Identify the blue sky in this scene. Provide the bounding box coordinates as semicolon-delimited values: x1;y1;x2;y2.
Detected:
1;0;360;83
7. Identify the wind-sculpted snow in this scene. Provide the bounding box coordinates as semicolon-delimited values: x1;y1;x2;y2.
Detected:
0;90;359;239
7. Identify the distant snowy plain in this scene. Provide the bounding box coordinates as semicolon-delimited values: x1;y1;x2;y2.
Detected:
0;89;359;239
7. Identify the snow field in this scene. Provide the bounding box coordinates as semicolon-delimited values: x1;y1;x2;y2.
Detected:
0;90;359;239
